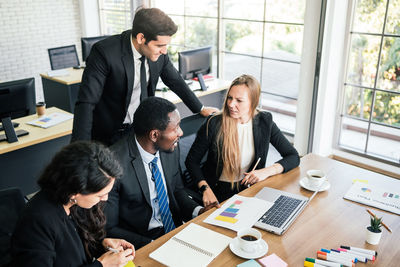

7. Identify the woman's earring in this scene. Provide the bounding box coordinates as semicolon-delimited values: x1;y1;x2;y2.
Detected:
70;198;77;204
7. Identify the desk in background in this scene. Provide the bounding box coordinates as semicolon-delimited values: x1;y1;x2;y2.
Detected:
40;68;84;113
134;154;400;266
40;68;230;115
0;107;72;195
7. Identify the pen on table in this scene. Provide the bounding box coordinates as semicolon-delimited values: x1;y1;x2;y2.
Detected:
332;248;367;263
366;209;392;233
338;247;375;261
244;157;261;187
340;245;377;256
305;257;343;267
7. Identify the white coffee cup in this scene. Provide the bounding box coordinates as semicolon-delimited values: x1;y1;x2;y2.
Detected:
237;228;262;253
306;169;326;188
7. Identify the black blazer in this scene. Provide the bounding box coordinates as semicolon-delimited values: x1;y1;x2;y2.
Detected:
185;111;300;190
11;191;102;267
72;30;203;145
106;132;199;249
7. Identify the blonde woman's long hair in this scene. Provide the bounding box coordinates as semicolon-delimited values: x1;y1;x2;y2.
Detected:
215;74;261;186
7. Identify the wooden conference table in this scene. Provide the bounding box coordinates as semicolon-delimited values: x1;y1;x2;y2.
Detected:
134;154;400;266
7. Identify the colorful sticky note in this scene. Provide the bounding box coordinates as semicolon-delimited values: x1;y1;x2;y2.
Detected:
220;211;237;218
237;259;261;267
352;179;368;184
215;215;238;223
225;208;239;213
124;261;135;267
257;253;287;267
234;200;243;204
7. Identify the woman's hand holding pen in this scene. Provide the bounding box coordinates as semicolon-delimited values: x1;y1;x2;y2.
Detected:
99;238;135;267
241;163;283;186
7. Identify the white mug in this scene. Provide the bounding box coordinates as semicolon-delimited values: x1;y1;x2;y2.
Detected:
237;228;262;253
306;169;326;188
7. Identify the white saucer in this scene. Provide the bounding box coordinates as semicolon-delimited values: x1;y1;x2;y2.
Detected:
299;177;330;192
229;237;268;259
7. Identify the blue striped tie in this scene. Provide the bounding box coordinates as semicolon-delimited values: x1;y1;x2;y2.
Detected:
150;157;176;233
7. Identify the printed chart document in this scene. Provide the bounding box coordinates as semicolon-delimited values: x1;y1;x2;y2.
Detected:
344;181;400;215
27;112;73;129
150;223;231;267
204;195;273;232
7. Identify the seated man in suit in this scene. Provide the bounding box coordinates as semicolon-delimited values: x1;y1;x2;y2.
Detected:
105;97;217;249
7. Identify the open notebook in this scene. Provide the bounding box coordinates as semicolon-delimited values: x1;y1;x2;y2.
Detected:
149;223;232;267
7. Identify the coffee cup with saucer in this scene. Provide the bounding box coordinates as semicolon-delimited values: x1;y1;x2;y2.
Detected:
229;228;268;259
299;169;330;191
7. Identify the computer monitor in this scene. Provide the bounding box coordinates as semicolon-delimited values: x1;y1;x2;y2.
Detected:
48;45;80;70
179;46;212;91
81;35;109;62
0;78;36;119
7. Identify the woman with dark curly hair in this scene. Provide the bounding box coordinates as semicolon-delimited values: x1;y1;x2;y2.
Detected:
11;141;134;267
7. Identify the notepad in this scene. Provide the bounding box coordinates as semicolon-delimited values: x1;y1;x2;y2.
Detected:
237;259;262;267
149;223;232;267
257;253;287;267
27;112;73;128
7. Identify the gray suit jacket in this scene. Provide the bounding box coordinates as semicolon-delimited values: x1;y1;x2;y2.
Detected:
105;132;198;248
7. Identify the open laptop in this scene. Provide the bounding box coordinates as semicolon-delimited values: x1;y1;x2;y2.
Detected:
253;187;317;235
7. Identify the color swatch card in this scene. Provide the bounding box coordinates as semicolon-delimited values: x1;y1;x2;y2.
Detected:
27;112;73;128
344;181;400;215
204;195;273;232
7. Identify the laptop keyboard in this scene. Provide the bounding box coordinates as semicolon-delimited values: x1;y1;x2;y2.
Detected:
258;195;302;228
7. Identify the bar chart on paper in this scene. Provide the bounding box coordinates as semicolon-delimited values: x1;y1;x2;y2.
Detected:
204;195;273;232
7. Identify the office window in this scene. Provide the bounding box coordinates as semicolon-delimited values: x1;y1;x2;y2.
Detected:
98;0;306;135
338;0;400;164
153;0;305;135
98;0;134;35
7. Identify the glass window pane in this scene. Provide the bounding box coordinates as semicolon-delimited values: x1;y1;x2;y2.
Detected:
185;0;218;17
265;0;305;24
222;53;261;82
152;0;184;14
170;15;185;46
262;59;300;99
101;10;131;35
260;94;297;134
367;123;400;162
352;0;387;33
339;117;368;152
263;23;303;61
385;0;400;34
377;37;400;92
346;34;381;88
223;0;264;21
343;86;373;120
223;20;263;56
372;91;400;126
101;0;131;11
185;17;218;48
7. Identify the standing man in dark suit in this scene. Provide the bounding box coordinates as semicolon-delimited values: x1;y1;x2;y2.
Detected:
105;97;217;249
72;8;218;145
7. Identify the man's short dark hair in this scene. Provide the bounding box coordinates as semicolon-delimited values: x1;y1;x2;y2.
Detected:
133;97;177;136
131;8;178;43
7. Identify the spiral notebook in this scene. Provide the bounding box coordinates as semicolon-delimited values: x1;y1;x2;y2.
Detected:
149;223;232;267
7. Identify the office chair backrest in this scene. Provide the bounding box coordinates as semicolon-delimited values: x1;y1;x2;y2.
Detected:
0;187;25;266
48;44;80;70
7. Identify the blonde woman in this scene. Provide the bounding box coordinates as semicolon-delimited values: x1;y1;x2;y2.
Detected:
185;74;300;206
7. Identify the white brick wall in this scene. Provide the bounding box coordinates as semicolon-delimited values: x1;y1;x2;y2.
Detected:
0;0;82;102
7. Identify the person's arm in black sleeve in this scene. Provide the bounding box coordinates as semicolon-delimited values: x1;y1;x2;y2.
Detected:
269;119;300;173
71;45;109;142
105;180;152;248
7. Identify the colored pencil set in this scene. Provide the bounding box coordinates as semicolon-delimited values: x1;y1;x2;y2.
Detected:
304;245;377;267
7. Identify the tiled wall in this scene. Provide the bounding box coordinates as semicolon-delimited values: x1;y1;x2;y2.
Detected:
0;0;82;102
